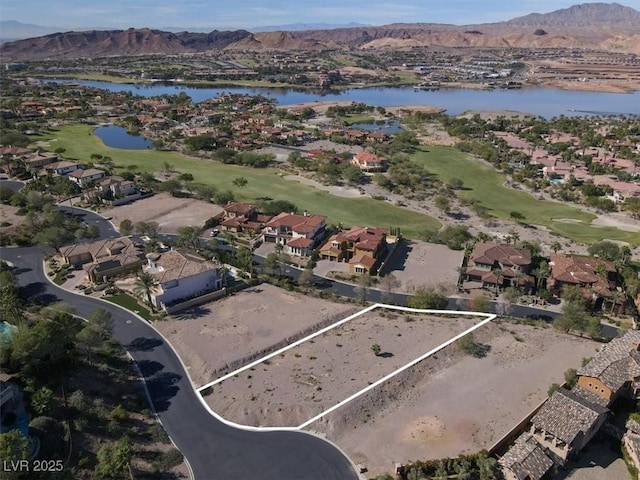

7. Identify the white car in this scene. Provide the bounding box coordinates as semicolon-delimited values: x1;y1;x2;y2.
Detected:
210;229;220;237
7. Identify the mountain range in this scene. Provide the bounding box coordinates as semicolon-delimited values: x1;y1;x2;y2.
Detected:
2;2;640;61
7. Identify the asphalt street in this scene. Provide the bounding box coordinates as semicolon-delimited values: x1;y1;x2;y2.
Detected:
2;225;358;480
1;200;618;479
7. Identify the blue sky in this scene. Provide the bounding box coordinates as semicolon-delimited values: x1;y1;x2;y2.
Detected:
6;0;640;30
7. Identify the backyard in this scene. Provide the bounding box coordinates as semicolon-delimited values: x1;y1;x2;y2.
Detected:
412;146;640;244
35;124;440;238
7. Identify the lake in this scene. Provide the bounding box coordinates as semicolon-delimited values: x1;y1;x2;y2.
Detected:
47;79;640;119
94;125;154;149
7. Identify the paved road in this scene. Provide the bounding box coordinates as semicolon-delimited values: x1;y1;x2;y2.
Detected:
5;204;616;479
2;245;357;478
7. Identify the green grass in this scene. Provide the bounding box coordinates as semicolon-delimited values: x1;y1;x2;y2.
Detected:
339;114;375;126
412;146;640;245
35;124;440;238
36;73;147;84
104;293;153;320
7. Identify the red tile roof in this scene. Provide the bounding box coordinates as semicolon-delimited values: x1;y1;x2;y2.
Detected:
287;237;314;248
549;253;616;297
471;242;531;267
265;212;325;234
349;254;376;269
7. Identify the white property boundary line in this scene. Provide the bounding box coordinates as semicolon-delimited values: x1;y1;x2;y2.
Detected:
196;303;497;431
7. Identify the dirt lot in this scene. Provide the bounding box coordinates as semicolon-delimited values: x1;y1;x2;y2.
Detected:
385;240;465;294
101;193;223;234
155;284;357;387
0;204;25;236
205;309;483;428
321;322;599;476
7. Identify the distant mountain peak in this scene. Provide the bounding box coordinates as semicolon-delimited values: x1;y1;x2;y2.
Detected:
507;2;640;25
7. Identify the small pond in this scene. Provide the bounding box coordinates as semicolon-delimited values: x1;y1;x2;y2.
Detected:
94;125;154;149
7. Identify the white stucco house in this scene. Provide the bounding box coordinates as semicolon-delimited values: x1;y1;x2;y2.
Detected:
143;249;223;310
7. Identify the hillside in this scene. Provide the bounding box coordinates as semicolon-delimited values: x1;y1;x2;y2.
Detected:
2;2;640;60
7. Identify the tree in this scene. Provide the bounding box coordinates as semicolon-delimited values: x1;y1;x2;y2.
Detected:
371;343;381;356
0;430;29;475
509;211;525;222
355;273;373;304
88;308;114;334
229;174;249;189
447;177;464;190
119;219;133;236
588;240;621;261
34;226;73;251
86;224;100;239
30;387;54;415
408;287;448;309
10;313;82;379
95;436;133;479
134;272;158;309
297;269;314;290
550;241;562;254
236;246;254;275
379;273;400;303
176;225;201;250
548;383;560;397
264;253;280;276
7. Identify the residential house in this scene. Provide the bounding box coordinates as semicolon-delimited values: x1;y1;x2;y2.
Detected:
465;242;534;292
143;250;223;310
547;253;620;310
68;168;106;187
576;329;640;407
263;211;326;256
319;226;388;275
60;237;146;282
23;151;58;170
220;202;272;235
41;160;80;177
623;419;640;472
529;387;608;464
350;151;386;172
499;432;554;480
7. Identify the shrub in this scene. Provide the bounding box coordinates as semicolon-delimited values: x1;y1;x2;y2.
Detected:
153;448;184;470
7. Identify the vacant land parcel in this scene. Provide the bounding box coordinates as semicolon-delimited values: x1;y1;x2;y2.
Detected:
154;284;357;387
203;308;485;428
324;321;599;476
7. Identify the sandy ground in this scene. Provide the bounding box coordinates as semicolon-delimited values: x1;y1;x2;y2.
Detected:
205;309;482;428
0;204;24;236
283;175;364;198
385;240;465;294
321;322;600;476
155;284;357;387
591;212;640;232
101;193;223;234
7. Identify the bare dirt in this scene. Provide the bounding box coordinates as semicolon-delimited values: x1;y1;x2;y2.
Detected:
154;284;357;388
204;309;482;428
320;322;599;476
100;193;223;234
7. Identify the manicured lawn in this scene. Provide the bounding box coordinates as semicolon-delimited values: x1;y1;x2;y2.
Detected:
338;114;375;126
104;293;153;320
36;125;440;238
412;146;640;245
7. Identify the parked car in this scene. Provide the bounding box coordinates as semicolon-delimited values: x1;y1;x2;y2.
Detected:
210;229;220;237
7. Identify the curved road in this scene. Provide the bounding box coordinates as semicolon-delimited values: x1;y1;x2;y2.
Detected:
3;202;617;479
2;210;358;480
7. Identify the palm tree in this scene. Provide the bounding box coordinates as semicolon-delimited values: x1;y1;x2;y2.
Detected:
134;272;158;310
550;241;562;254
